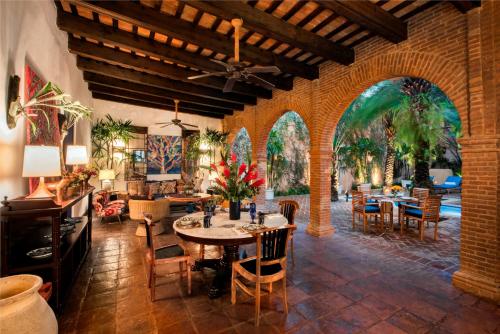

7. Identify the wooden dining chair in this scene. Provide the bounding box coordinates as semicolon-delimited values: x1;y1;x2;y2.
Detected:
144;213;192;301
279;200;299;265
231;225;294;326
352;191;381;233
399;195;442;240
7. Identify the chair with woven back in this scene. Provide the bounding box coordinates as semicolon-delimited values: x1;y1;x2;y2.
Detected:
352;190;381;233
399;195;442;240
231;225;294;326
279;200;299;265
144;213;192;301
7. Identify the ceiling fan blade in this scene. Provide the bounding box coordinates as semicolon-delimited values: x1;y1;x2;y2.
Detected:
188;72;227;80
181;123;198;128
246;74;275;90
223;78;237;93
155;122;172;125
245;66;281;74
210;58;233;70
160;124;173;128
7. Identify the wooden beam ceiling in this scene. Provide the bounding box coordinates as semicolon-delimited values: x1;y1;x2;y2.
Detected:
88;83;233;115
92;93;226;119
77;57;257;105
83;72;244;111
185;1;354;65
450;0;481;14
68;37;272;99
317;0;407;43
56;10;292;91
68;0;320;80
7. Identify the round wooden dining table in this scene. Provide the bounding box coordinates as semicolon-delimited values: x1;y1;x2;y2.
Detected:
173;211;288;298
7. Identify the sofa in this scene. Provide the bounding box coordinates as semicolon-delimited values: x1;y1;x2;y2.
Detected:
129;198;170;236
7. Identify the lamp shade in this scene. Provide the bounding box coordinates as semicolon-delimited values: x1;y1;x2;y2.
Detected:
66;145;89;165
22;145;61;177
99;169;116;180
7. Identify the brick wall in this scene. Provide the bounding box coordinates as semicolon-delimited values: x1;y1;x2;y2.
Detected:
223;1;500;300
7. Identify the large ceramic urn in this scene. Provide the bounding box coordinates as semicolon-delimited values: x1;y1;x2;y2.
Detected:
0;275;57;334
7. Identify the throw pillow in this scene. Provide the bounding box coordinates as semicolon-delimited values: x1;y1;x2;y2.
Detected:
161;180;177;194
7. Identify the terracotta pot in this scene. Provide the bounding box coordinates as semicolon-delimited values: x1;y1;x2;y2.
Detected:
0;275;57;334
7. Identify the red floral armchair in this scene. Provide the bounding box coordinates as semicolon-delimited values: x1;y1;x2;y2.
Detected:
93;191;127;223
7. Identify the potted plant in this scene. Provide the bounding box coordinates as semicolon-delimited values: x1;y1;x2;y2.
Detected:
209;152;264;220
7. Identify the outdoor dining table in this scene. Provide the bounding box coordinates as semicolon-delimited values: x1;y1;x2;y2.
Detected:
173;211;289;298
366;194;419;229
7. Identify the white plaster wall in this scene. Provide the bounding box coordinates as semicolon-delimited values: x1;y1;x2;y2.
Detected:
0;0;93;199
92;99;222;191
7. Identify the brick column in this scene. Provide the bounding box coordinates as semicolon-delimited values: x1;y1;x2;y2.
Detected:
306;142;335;237
452;138;500;301
452;2;500;302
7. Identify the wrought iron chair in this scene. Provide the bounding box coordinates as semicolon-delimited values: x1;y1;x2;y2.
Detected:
352;191;380;233
231;226;294;326
144;213;192;301
279;200;299;265
399;195;442;240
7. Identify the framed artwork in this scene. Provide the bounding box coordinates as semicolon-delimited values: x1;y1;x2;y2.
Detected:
147;135;182;174
24;63;62;192
132;150;145;163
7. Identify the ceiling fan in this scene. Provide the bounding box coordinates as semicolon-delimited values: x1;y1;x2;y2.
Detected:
154;99;198;130
188;18;281;93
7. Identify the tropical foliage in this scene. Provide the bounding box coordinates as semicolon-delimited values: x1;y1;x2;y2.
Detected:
333;77;461;194
232;128;252;165
209;151;264;202
91;114;135;170
266;112;310;193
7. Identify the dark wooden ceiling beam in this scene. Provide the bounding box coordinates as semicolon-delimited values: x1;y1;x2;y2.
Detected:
68;37;271;99
68;0;318;80
186;1;354;65
56;11;292;91
317;0;407;43
83;72;243;111
92;93;226;119
450;0;481;14
89;83;233;115
77;57;257;105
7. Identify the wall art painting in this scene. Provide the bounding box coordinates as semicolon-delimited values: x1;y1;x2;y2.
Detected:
147;135;182;174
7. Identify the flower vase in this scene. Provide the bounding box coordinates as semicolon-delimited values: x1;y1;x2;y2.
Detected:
0;275;58;334
229;200;241;220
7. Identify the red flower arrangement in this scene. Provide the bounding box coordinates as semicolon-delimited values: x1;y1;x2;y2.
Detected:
209;153;265;202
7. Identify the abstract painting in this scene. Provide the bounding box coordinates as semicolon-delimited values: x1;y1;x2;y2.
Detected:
147;135;182;174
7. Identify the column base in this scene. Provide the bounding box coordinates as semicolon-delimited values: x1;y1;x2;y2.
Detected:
452;270;500;302
306;224;335;237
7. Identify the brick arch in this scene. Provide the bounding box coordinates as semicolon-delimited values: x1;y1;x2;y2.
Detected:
317;52;468;147
253;102;312;160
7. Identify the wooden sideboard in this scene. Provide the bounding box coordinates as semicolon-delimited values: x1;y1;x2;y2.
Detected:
0;188;94;313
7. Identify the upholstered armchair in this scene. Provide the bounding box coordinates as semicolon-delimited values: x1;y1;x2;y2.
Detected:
92;191;126;223
129;198;170;236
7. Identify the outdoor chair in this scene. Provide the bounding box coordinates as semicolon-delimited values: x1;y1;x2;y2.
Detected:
433;176;462;194
144;213;192;301
231;225;294;326
279;200;299;265
399;195;442;240
352;190;380;233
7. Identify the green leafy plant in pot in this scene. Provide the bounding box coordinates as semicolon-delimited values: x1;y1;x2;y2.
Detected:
209;152;264;220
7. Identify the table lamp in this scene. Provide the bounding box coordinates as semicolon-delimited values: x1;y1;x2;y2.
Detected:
99;169;115;190
66;145;89;170
22;145;62;199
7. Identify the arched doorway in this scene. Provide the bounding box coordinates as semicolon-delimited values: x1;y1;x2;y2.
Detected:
264;111;310;220
231;127;252;165
330;77;463;276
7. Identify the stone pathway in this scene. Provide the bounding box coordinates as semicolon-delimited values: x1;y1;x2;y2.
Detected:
59;195;500;334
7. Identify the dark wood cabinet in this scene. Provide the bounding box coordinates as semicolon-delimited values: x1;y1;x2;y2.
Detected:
0;188;93;313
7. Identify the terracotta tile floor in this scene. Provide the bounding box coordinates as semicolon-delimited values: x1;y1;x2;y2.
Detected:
60;197;499;334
